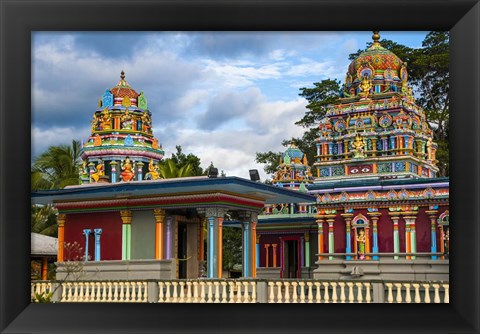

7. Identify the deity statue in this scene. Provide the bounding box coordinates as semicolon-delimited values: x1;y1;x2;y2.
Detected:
141;113;151;133
351;133;366;159
357;229;366;260
79;160;89;180
145;158;161;180
444;228;449;259
120;157;135;182
302;154;308;165
101;108;112;130
91;115;100;132
121;110;133;130
91;160;105;183
426;137;434;161
284;153;291;165
359;75;372;99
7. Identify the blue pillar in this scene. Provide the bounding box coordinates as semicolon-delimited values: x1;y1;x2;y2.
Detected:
344;217;352;260
94;228;102;261
256;238;260;268
389;137;395;151
431;229;437;260
208;217;215;278
404;135;409;148
372;231;379;260
109;161;117;183
243;222;250;277
83;229;91;261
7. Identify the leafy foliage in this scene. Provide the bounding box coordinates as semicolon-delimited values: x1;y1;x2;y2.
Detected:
31;204;58;237
222;227;242;271
31;140;83;190
168;145;204;176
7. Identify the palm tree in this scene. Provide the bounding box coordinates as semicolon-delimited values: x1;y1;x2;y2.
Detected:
31;204;58;237
158;159;193;179
32;140;83;190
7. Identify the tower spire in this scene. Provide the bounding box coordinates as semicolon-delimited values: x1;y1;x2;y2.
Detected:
372;31;381;44
120;70;125;81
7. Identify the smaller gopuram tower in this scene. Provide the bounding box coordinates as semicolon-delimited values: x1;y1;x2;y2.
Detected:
272;143;314;190
80;71;164;183
314;32;439;181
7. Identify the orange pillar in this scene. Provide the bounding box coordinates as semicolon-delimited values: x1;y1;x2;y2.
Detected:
251;221;257;278
57;214;66;262
365;227;371;260
272;244;277;267
199;219;205;261
41;257;48;280
153;209;165;259
264;244;270;267
317;218;324;260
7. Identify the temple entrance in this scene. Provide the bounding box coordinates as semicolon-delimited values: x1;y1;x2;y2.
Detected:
177;223;188;279
282;239;300;278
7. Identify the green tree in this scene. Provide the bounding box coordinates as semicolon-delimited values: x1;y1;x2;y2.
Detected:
31;204;58;237
296;79;341;127
31;140;83;190
255;150;283;175
158;159;194;179
169;145;204;176
222;227;242;272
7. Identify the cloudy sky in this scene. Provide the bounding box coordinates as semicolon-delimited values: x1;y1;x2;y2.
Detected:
32;31;427;180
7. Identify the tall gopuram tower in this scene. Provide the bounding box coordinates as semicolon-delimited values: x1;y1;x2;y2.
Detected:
315;31;439;181
80;71;164;183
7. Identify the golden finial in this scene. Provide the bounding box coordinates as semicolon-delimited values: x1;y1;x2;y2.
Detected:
120;70;125;81
372;31;380;44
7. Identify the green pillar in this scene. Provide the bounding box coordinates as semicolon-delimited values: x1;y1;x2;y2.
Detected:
120;210;132;260
391;216;400;260
305;233;310;267
327;218;335;260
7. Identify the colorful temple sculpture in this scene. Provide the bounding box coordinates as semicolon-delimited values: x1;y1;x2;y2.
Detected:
80;71;164;184
32;72;315;280
256;32;449;281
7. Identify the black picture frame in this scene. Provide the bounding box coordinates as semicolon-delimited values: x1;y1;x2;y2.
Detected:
1;1;479;333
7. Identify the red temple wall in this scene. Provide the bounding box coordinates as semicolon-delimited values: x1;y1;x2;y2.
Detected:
258;234;281;268
64;212;122;261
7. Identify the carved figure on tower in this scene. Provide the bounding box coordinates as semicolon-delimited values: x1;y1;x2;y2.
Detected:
121;110;133;130
91;160;105;183
359;74;372;99
357;229;366;260
101;108;112;130
351;133;366;159
145;158;161;180
121;157;135;182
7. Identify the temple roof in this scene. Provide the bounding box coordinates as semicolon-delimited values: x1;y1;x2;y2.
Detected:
347;31;403;79
110;70;139;98
31;176;316;206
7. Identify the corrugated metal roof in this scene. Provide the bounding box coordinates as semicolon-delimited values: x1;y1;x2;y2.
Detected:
31;233;57;256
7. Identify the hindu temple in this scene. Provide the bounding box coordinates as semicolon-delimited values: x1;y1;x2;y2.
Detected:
256;32;449;281
32;32;449;283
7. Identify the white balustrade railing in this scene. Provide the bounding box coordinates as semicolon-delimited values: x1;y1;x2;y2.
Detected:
59;281;148;302
31;281;53;301
157;280;257;303
267;280;372;303
31;279;449;304
384;282;449;303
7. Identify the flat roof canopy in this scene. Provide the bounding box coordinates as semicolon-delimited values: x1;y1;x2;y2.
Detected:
32;176;315;212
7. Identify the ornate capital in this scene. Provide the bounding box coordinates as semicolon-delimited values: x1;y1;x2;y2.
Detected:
120;210;132;224
256;235;261;243
304;233;310;242
57;213;66;227
153;208;166;222
205;207;229;218
250;212;258;223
